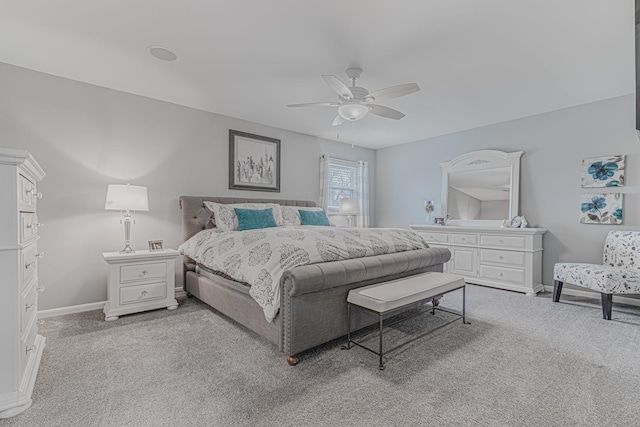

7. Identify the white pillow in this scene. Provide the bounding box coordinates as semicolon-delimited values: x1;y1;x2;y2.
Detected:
281;206;324;226
204;201;284;231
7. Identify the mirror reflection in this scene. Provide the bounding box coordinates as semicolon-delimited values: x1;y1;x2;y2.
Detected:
447;167;511;220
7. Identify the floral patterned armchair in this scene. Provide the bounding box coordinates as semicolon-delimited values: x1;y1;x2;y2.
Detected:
553;231;640;320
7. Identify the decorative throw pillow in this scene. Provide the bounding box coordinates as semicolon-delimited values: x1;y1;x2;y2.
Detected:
298;209;331;226
234;208;277;231
204;201;284;231
281;206;323;226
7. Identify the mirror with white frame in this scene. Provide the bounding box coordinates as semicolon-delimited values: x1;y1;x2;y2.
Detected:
441;150;523;226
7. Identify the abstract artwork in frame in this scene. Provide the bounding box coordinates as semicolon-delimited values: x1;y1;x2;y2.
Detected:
581;155;625;188
229;130;280;192
579;193;623;225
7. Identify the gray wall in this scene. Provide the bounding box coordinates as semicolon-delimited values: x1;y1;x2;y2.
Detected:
376;94;640;288
0;63;376;310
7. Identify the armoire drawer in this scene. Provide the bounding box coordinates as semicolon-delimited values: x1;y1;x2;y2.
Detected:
450;233;478;245
21;280;38;334
479;264;525;285
22;242;38;289
480;249;525;267
480;234;526;250
20;318;38;379
20;212;38;243
19;174;35;209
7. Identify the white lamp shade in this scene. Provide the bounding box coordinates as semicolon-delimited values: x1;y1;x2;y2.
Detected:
339;197;359;214
338;103;369;121
105;184;149;211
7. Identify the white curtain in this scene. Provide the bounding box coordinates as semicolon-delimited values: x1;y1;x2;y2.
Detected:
319;155;329;210
356;160;370;228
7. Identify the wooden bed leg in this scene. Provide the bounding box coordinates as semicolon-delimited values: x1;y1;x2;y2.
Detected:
286;355;299;366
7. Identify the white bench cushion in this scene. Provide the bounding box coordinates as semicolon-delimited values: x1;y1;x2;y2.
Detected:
347;272;465;313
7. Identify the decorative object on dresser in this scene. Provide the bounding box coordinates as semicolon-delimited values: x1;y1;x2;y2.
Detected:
0;148;46;419
441;150;522;227
579;193;623;225
229;130;280;192
553;231;640;320
411;225;546;296
581;155;625;188
423;200;435;224
339;197;359;227
102;249;180;321
149;240;163;251
105;184;149;253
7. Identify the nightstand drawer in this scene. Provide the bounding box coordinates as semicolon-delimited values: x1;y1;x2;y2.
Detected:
120;262;167;283
120;282;167;305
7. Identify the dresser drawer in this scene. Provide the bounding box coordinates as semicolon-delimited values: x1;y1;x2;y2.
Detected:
21;280;38;335
120;282;167;305
480;234;526;250
450;233;478;245
20;317;38;379
19;174;35;209
20;212;38;243
120;262;167;283
22;242;38;289
479;264;525;285
480;249;525;267
419;232;449;244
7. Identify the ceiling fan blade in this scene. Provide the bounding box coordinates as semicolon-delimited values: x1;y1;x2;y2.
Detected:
322;75;353;100
365;83;420;102
369;105;405;120
332;115;346;126
287;102;339;108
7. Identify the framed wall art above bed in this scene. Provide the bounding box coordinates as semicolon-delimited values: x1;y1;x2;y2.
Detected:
229;130;281;192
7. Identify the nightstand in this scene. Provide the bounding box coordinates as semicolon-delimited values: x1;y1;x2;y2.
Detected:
102;249;180;321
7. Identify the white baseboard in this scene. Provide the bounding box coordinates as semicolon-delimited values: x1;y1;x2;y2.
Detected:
39;287;186;319
542;285;640;308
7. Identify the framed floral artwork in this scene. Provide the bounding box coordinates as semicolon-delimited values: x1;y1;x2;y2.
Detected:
579;193;623;224
581;155;625;188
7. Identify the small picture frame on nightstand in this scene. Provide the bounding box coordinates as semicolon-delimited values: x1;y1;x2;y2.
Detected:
149;240;163;251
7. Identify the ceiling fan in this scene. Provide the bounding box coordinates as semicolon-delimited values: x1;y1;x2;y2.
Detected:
287;67;420;126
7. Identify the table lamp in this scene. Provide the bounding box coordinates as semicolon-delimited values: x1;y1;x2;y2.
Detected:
105;184;149;253
339;197;359;227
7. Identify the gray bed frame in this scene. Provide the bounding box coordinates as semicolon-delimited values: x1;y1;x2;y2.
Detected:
179;196;451;365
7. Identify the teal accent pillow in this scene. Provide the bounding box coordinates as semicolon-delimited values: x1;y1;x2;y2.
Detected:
298;209;331;226
234;208;277;231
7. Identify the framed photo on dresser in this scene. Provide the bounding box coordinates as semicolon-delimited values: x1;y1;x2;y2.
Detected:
229;130;281;192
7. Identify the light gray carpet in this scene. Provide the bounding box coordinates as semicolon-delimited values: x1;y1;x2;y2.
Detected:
4;285;640;427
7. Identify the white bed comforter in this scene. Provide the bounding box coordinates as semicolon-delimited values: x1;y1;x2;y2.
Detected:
178;226;428;322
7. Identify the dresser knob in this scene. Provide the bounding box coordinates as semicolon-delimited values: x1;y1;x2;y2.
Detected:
26;303;35;311
25;262;36;269
30;189;43;199
26;345;37;354
498;273;504;277
499;256;504;260
499;240;504;245
28;223;43;229
37;286;45;292
140;270;148;277
36;252;45;258
141;290;148;296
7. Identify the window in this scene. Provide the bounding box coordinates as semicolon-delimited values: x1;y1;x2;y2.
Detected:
327;158;357;212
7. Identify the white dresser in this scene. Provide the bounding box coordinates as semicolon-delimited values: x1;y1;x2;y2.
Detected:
0;149;46;419
410;225;546;295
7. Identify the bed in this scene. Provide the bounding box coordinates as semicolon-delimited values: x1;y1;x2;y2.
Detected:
179;196;451;365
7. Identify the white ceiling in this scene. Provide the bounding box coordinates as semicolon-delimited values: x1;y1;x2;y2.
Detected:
0;0;634;149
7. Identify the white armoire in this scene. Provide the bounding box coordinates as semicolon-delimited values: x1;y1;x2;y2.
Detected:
0;149;46;419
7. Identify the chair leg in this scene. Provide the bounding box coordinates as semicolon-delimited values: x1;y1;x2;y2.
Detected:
600;293;613;320
552;280;563;302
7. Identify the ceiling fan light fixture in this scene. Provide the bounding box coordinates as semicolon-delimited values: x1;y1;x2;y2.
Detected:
338;102;369;121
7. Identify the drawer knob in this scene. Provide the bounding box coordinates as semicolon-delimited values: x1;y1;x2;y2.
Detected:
27;223;43;229
498;272;504;277
30;189;43;199
26;344;37;354
139;270;148;277
36;252;45;258
499;240;504;244
26;303;35;311
499;256;504;260
141;290;148;296
25;262;36;269
37;286;45;292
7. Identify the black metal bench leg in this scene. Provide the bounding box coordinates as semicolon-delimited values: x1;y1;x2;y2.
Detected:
379;314;385;371
553;280;563;302
341;303;352;350
601;293;613;320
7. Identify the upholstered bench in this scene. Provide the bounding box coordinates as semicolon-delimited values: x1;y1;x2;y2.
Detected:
342;272;468;370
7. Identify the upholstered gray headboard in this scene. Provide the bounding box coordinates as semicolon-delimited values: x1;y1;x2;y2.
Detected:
179;196;317;241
